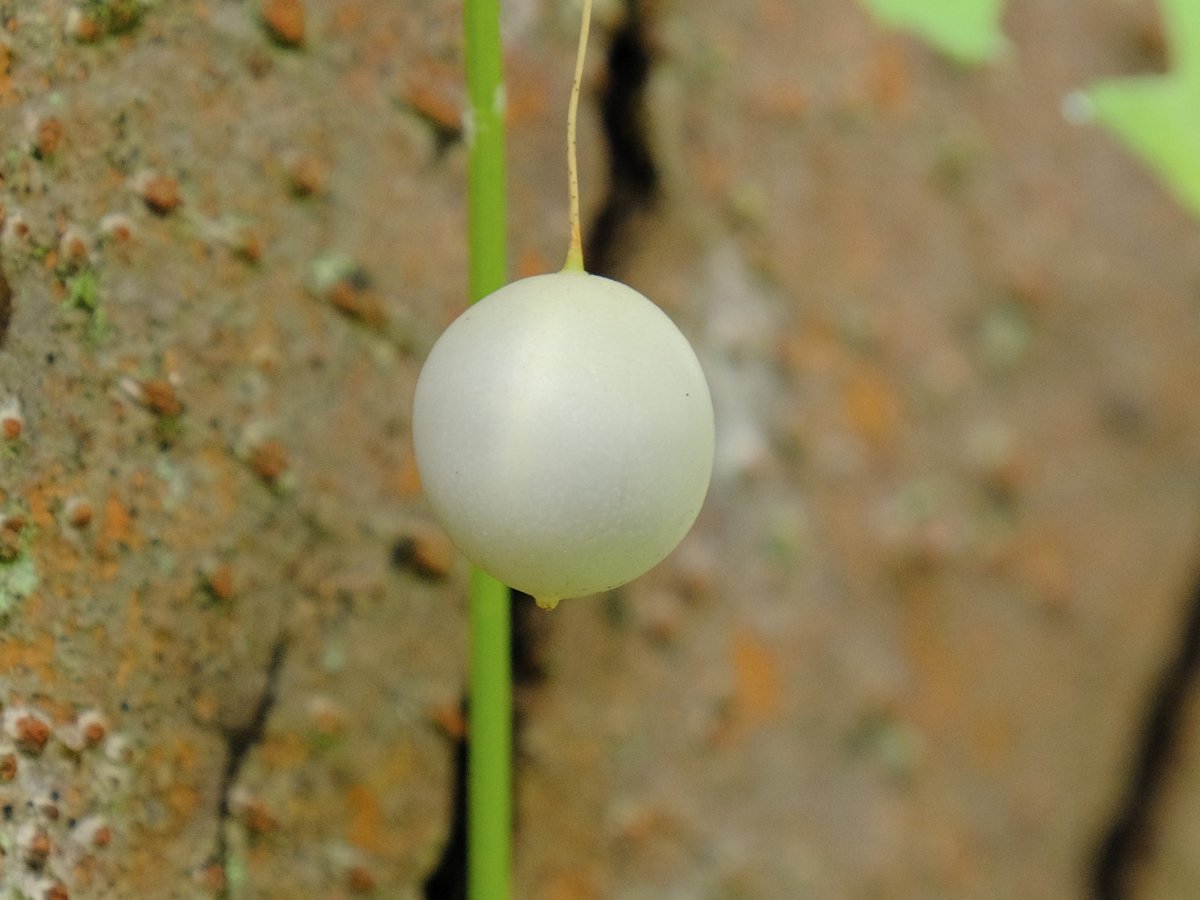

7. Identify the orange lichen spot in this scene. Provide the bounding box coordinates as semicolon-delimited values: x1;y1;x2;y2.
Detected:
261;0;305;48
391;528;454;580
196;864;227;892
330;3;362;33
0;514;21;560
65;497;93;528
347;784;386;855
748;82;809;120
429;701;466;740
868;40;912;114
204;563;234;601
12;713;52;755
232;226;263;265
0;633;57;684
249;439;288;484
391;450;422;498
238;797;278;834
1005;530;1073;615
286;154;326;197
192;689;218;724
730;628;783;724
58;229;90;267
113;589;144;687
842;366;902;448
0;752;15;781
503;54;551;125
517;246;549;280
56;226;87;266
99;492;137;553
327;280;385;328
4;213;29;242
24;827;51;868
25;482;55;529
114;644;138;687
0;72;14;109
99;212;134;243
897;581;965;731
399;56;463;132
80;712;107;748
401;79;461;135
260;730;308;769
692;147;732;200
308;697;346;741
32;115;63;158
160;347;185;376
967;707;1015;773
140;378;183;417
778;321;843;376
541;870;601;900
347;866;376;894
67;3;129;41
199;445;241;514
167;783;200;819
140;174;181;215
37;697;75;727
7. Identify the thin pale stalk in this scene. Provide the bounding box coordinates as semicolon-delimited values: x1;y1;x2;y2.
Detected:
563;0;593;272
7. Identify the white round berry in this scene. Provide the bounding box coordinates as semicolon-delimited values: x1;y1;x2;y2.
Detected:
413;271;714;608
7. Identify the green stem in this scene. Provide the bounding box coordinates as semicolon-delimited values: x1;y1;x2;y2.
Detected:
465;0;508;303
463;2;511;899
468;568;511;900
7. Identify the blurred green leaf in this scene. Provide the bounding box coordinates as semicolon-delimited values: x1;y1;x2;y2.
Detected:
1161;0;1200;86
1085;0;1200;217
1088;77;1200;217
860;0;1007;65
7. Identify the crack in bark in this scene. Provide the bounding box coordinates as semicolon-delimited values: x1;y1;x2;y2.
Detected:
421;700;468;900
0;263;11;350
1092;569;1200;898
508;0;661;707
584;0;659;277
210;636;288;898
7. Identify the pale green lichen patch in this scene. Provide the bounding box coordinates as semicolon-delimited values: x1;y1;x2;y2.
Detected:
306;252;362;297
0;553;37;619
62;269;109;346
0;519;37;621
74;0;154;40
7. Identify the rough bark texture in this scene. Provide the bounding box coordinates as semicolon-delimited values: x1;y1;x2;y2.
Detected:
1;1;1199;898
